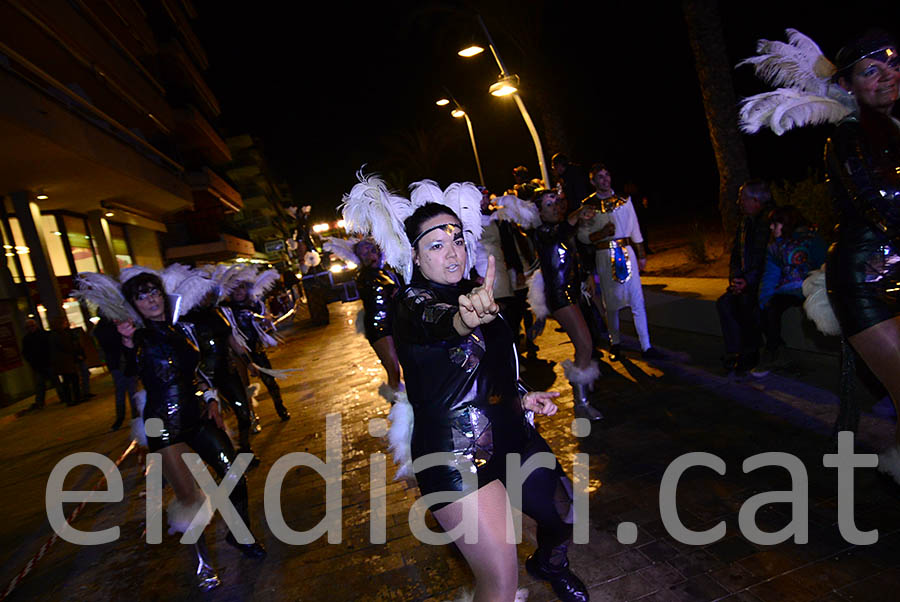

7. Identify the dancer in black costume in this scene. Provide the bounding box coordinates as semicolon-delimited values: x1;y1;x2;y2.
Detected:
110;271;266;590
531;188;604;420
354;239;403;392
225;274;291;421
341;172;589;602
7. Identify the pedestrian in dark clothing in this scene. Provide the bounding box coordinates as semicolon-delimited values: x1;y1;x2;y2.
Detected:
22;318;57;410
716;180;776;374
93;316;138;430
49;315;81;406
551;153;591;214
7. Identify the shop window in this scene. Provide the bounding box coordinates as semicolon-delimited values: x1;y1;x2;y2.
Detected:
63;216;100;274
108;223;133;269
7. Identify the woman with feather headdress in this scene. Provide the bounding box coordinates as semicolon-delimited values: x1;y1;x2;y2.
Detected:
739;28;900;482
76;268;267;591
223;267;292;421
326;235;405;393
340;171;589;602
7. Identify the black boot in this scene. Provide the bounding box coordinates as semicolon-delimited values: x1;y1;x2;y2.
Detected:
225;531;267;558
525;550;589;602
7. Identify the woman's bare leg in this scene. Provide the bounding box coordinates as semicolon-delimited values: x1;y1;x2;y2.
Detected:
372;335;402;390
848;315;900;444
432;480;519;602
553;305;593;369
159;442;203;505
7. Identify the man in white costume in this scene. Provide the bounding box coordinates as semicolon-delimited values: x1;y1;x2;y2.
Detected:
577;163;661;360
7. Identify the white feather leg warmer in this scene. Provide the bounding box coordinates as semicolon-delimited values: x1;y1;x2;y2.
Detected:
562;359;600;386
130;390;148;448
878;445;900;486
526;270;550;320
802;266;841;336
448;587;529;602
386;390;414;480
167;492;212;535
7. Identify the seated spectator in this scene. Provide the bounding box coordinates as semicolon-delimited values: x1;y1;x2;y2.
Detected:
751;206;826;377
716;180;775;375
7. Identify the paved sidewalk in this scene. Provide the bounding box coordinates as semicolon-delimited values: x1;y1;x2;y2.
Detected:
0;298;898;601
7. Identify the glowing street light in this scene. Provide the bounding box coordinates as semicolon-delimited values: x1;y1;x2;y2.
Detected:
458;45;484;58
458;15;549;187
435;90;485;187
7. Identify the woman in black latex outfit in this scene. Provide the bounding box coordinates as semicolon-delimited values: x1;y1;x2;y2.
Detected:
533;188;604;421
825;30;900;452
354;239;403;392
394;203;588;602
117;272;266;590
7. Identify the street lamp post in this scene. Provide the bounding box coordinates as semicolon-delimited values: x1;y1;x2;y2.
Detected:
436;93;485;187
459;15;550;187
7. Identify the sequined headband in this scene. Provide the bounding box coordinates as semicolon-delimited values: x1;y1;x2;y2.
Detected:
410;222;463;248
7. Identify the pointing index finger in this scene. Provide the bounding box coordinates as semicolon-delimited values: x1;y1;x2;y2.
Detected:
483;255;496;296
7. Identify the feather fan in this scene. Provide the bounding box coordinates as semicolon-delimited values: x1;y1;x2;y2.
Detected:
72;271;143;325
340;169;414;281
173;272;217;314
739;89;854;135
160;263;193;295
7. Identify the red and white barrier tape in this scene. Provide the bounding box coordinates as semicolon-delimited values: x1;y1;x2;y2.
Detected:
1;439;138;600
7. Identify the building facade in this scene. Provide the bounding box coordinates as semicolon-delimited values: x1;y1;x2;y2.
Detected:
0;0;244;403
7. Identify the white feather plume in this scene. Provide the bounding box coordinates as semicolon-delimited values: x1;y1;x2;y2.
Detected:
72;271;143;325
442;182;484;275
802;266;842;336
492;194;542;229
340;169;414;281
737;29;835;95
408;179;445;208
251;268;281;301
526;269;550;320
739;89;854;135
386;390;414;480
323;236;361;264
119;265;161;287
173;272;217;314
160;263;193;295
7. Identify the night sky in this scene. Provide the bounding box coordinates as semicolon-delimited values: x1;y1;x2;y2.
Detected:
193;1;900;223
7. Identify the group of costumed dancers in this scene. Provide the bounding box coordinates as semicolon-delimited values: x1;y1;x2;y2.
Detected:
74;262;294;590
60;26;899;600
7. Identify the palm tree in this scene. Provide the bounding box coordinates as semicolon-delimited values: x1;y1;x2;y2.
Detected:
682;0;750;244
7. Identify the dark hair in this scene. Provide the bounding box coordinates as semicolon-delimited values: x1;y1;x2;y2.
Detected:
403;203;461;250
834;28;898;80
512;165;529;175
588;162;609;177
738;179;774;206
550;153;569;167
353;238;378;256
532;188;556;204
121;272;171;321
767;205;809;239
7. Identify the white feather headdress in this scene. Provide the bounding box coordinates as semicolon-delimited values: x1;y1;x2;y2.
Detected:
737;28;856;135
491;194;541;229
323;236;361;265
250;269;281;301
72;271;143;325
339;169;414;281
119;265;162;286
409;179;484;279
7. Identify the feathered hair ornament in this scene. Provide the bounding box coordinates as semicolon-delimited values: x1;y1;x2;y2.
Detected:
72;271;143;325
409;179;484;279
737;28;856;135
491;194;542;229
323;236;361;265
339;169;414;280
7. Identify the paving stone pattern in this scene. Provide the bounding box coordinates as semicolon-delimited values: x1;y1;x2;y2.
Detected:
0;300;898;601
